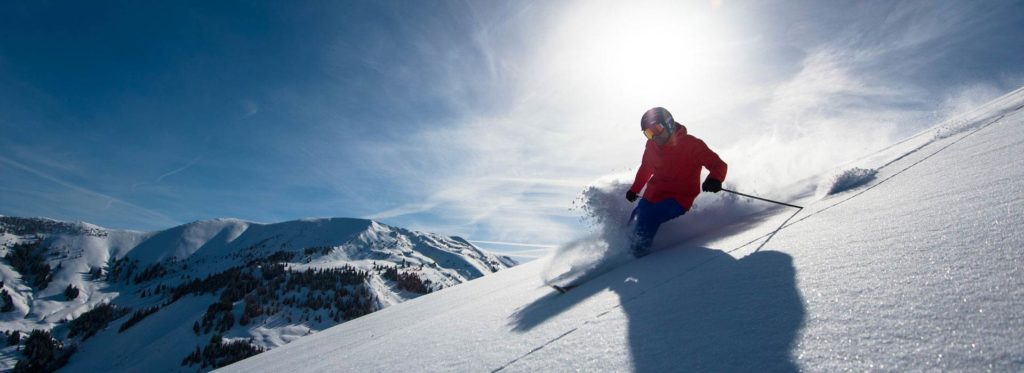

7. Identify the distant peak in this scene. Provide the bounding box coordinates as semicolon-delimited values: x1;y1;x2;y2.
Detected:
0;215;107;236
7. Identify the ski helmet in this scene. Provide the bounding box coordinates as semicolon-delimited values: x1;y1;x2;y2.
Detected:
640;107;675;137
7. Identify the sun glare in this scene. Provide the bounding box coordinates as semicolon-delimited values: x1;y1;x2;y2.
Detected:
538;1;742;111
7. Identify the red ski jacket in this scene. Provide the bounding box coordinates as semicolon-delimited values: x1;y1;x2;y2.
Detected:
629;124;728;210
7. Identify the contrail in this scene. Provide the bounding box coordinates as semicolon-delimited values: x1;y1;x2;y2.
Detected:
0;155;178;226
156;156;202;182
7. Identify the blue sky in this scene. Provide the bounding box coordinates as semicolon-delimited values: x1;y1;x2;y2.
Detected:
2;1;1023;260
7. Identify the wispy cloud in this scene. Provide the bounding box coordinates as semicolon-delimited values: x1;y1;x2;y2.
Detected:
352;0;1024;249
713;1;1019;199
468;240;558;248
468;240;555;261
3;1;1020;251
364;202;438;221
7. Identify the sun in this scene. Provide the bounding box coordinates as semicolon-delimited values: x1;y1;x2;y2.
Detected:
537;1;742;109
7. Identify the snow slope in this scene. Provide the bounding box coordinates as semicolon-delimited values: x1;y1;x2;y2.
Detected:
222;87;1024;372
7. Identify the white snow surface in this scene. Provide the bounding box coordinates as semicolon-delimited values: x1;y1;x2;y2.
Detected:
222;87;1024;372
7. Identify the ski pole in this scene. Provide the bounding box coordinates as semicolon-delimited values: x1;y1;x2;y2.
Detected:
721;188;804;209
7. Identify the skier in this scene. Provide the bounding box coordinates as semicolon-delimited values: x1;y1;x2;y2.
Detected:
625;107;728;257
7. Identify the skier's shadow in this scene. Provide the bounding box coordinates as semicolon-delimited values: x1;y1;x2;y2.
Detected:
509;247;805;372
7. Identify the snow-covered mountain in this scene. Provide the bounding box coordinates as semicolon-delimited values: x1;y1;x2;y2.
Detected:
222;88;1024;372
0;216;515;371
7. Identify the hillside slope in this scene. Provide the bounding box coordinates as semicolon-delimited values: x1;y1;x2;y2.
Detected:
223;88;1024;372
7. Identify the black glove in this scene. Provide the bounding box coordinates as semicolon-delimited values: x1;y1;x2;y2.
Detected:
625;190;639;202
701;178;722;193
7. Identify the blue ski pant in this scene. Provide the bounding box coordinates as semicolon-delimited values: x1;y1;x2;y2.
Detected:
629;198;687;257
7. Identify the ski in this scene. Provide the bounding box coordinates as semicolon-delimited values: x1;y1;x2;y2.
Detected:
550;284;577;294
549;256;636;294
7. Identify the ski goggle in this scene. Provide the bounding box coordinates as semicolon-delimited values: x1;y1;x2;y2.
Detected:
643;123;668;140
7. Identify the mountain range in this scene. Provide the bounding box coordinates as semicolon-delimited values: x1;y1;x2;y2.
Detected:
0;216;515;371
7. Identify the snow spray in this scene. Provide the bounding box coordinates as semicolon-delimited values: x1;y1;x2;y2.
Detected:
541;178;636;286
542;175;798;286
